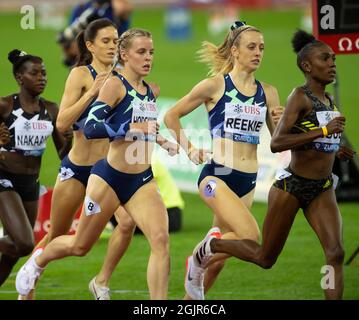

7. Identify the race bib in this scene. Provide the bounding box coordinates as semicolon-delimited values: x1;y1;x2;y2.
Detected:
224;103;267;143
15;119;53;152
313;111;341;152
131;101;158;123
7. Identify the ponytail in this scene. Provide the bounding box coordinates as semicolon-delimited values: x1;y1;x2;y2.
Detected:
75;31;92;66
75;18;117;67
198;22;261;76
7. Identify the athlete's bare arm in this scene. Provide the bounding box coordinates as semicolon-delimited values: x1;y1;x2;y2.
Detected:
261;82;281;135
271;87;345;152
45;100;73;160
56;67;108;133
164;77;218;154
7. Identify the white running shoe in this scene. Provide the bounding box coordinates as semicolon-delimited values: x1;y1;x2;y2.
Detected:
184;256;205;300
193;227;221;268
16;248;44;296
89;277;110;300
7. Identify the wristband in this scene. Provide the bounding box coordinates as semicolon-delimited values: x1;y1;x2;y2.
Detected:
321;126;329;137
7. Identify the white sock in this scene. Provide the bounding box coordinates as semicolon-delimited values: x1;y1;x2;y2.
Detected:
31;255;44;271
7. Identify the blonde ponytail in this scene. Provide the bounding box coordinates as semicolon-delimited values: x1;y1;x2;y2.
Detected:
198;24;261;76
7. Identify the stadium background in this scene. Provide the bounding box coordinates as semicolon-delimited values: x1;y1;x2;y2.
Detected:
0;0;358;299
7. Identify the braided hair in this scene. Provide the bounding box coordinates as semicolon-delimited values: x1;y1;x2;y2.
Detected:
118;28;152;65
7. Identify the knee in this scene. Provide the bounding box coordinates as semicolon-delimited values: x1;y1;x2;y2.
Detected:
258;254;277;269
325;245;345;265
148;231;169;254
71;243;91;257
118;221;136;237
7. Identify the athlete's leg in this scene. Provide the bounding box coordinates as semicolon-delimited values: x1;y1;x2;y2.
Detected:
20;177;86;299
34;175;119;268
95;206;136;287
124;180;169;300
199;177;260;263
0;192;35;257
184;180;257;299
16;175;121;297
0;199;38;285
35;177;86;249
202;188;256;294
304;188;344;300
210;186;300;269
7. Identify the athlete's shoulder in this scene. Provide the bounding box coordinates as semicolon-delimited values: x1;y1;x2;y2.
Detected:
71;65;92;76
105;72;124;88
288;86;308;101
41;98;59;120
65;66;93;90
286;86;312;111
195;75;223;92
0;95;14;117
206;74;224;86
98;73;125;103
41;98;58;110
0;95;13;107
260;81;279;96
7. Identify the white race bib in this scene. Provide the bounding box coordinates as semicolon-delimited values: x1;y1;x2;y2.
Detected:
131;101;158;123
314;111;341;145
15;119;53;151
224;103;267;137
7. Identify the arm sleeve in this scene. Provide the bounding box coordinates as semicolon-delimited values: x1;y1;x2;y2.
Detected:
84;100;130;139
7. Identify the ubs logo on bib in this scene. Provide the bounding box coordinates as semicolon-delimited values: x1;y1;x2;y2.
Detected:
23;121;31;131
234;105;243;113
232;104;261;115
32;122;48;130
23;121;48;131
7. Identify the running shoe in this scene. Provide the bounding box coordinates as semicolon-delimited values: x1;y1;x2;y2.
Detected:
193;227;221;268
89;277;110;300
16;248;44;296
184;255;205;300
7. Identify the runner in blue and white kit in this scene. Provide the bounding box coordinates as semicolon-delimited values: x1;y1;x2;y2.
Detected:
165;21;283;300
16;28;178;300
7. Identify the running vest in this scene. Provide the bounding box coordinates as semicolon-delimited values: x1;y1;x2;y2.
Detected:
291;86;341;153
107;73;158;141
208;74;267;144
73;65;97;131
1;94;53;156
